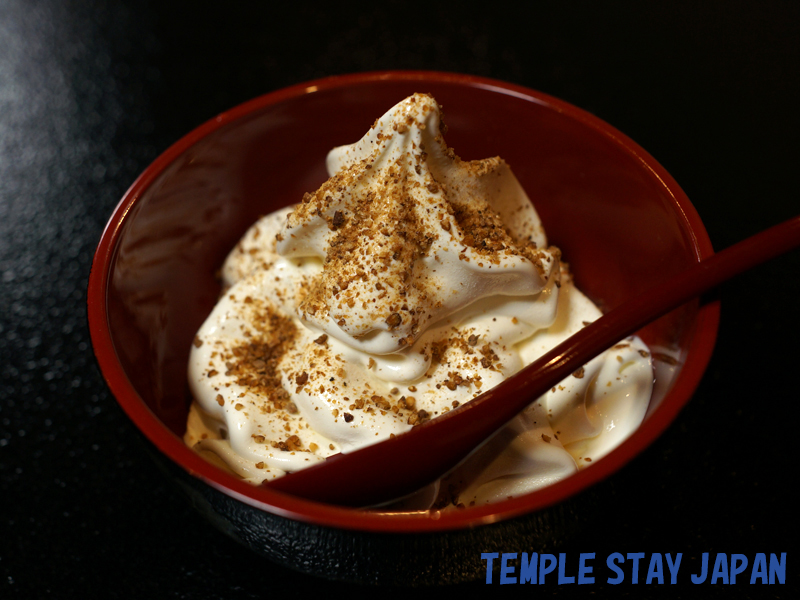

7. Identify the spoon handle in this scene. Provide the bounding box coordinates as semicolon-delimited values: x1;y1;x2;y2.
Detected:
268;216;800;506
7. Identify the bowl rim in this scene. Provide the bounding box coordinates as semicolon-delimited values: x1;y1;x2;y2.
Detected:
88;70;719;533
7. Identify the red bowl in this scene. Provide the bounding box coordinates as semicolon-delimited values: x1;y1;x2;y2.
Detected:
88;71;719;584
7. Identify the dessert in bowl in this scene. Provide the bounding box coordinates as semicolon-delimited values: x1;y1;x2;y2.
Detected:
185;92;656;509
88;71;718;584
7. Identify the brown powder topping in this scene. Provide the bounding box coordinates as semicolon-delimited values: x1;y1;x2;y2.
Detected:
221;301;298;412
385;313;402;329
284;150;441;347
272;434;303;452
450;181;557;274
479;344;500;371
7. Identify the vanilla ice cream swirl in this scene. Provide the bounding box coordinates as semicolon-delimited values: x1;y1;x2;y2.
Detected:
185;94;654;510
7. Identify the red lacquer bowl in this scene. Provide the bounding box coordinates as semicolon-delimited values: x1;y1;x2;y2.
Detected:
88;71;719;585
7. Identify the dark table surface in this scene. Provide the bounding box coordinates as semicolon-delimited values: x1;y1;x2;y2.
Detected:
1;1;797;598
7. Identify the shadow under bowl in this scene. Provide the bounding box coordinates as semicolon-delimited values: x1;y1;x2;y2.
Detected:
88;71;719;585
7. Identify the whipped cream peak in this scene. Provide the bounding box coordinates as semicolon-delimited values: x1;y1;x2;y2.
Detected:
276;94;559;355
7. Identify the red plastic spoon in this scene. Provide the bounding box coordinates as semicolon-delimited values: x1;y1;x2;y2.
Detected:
267;216;800;506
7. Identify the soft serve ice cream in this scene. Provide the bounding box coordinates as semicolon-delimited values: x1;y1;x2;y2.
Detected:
185;94;654;509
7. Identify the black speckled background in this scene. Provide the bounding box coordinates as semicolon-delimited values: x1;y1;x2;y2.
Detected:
1;1;797;597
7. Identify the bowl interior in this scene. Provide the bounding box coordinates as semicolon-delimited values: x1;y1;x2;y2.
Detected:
92;72;717;531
